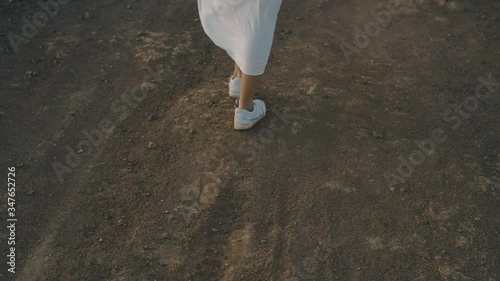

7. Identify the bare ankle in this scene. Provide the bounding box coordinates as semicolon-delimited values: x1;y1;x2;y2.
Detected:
238;99;253;111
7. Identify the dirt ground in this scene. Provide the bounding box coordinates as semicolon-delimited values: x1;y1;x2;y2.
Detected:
0;0;499;280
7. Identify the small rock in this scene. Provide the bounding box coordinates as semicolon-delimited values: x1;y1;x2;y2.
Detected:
0;111;5;118
141;82;156;92
148;142;156;149
126;4;132;9
211;228;217;232
25;70;38;77
372;131;384;138
77;149;84;154
147;114;158;121
82;12;93;20
26;190;34;195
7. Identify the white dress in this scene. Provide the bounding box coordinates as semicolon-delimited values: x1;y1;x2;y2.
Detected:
197;0;282;76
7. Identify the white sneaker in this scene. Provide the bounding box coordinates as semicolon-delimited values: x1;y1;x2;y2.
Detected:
228;76;241;98
234;99;266;130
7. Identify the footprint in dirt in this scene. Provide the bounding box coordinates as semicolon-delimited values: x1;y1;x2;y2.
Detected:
177;172;222;225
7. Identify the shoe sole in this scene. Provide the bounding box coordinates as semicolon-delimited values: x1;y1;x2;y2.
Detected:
234;113;266;130
229;90;240;99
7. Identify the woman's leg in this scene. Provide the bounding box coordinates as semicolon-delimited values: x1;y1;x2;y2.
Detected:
234;72;266;130
238;73;261;111
233;63;243;78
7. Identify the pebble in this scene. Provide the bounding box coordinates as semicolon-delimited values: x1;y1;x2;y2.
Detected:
0;111;4;118
148;142;156;149
141;82;156;92
25;71;38;77
372;131;384;138
83;12;93;20
147;113;158;121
